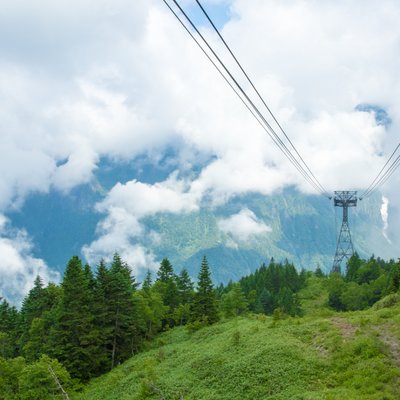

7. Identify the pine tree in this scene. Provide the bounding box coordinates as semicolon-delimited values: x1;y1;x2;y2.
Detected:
0;299;19;358
177;268;194;304
154;259;180;328
22;318;46;362
84;263;96;290
19;276;46;352
92;259;113;374
277;287;302;316
53;256;100;381
20;276;63;361
142;270;153;293
157;258;175;283
387;260;400;293
191;256;219;324
108;253;139;369
255;288;275;315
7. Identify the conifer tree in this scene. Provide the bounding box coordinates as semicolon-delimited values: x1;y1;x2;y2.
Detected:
157;258;175;283
277;287;301;316
255;288;275;315
53;256;100;381
19;277;61;360
108;253;139;369
84;263;96;290
142;270;153;293
177;268;194;304
19;276;46;351
191;256;219;324
92;259;113;374
0;299;19;358
387;260;400;293
23;317;46;362
154;258;179;328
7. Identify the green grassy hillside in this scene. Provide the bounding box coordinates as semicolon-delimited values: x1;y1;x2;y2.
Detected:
74;282;400;400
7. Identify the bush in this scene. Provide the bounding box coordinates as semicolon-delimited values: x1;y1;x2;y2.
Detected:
186;317;209;333
372;293;400;310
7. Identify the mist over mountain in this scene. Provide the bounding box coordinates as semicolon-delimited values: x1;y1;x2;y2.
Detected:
6;156;392;290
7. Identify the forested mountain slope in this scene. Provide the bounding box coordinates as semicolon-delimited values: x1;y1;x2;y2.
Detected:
10;184;391;284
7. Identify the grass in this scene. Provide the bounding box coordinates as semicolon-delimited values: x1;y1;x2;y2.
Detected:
73;284;400;399
72;277;400;400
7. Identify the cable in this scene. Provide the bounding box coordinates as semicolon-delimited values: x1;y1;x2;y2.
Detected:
361;143;400;198
161;0;320;192
161;1;268;142
194;0;330;198
364;154;400;198
163;0;324;194
173;0;327;195
163;0;330;196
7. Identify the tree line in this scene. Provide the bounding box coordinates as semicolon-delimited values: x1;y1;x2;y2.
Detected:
326;254;400;311
3;252;396;398
0;254;220;382
240;259;305;316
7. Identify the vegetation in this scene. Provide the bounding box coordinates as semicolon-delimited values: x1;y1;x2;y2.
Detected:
73;299;400;399
327;254;400;311
1;253;400;399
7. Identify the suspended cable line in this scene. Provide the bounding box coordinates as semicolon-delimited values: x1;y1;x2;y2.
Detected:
360;143;400;198
162;0;331;197
162;0;324;194
194;0;330;198
162;0;323;193
161;1;269;140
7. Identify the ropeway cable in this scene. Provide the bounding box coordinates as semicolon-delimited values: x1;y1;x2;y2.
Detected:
194;0;330;198
163;0;331;197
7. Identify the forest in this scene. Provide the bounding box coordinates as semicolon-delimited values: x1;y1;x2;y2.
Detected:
1;253;400;399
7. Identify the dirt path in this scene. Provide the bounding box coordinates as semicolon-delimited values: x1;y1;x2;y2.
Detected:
373;324;400;367
330;317;356;340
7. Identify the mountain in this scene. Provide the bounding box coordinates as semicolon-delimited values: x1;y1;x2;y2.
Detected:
7;168;391;285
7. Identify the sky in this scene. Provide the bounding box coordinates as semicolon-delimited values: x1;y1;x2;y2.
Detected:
1;0;400;302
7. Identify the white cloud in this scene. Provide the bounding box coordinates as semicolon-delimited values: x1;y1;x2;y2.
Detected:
2;0;399;212
217;208;271;242
82;214;159;275
0;216;59;305
82;172;199;273
97;172;199;217
1;0;400;273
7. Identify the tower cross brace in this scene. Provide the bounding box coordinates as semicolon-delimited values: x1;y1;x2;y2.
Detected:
332;191;358;274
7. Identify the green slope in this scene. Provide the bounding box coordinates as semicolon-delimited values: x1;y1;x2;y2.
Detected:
74;288;400;399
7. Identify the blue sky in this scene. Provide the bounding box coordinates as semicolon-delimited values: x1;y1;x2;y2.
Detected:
184;1;232;29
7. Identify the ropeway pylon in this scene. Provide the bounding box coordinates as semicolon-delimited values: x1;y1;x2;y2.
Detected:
332;191;358;274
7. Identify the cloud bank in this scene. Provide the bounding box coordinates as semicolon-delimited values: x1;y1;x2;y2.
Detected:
0;215;59;304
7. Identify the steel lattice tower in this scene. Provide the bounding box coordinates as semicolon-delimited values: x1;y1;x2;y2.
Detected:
332;191;358;274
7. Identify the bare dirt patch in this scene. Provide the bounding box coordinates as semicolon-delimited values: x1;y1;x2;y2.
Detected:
373;324;400;367
330;317;356;340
